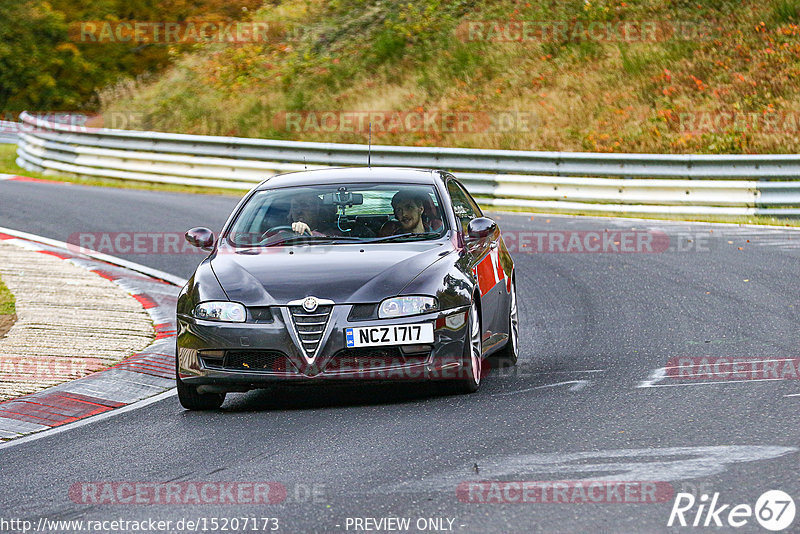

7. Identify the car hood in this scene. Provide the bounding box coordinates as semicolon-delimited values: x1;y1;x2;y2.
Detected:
210;241;452;305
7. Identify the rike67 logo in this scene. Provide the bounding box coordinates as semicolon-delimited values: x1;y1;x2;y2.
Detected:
668;490;795;531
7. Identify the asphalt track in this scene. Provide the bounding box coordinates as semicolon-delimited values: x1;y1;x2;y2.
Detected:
1;179;799;533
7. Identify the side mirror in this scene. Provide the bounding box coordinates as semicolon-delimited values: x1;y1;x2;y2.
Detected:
467;217;498;241
185;227;215;249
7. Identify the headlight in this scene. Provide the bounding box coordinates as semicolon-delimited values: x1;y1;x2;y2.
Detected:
193;301;246;322
378;296;438;319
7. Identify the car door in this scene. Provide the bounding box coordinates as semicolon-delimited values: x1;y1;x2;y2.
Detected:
446;178;505;350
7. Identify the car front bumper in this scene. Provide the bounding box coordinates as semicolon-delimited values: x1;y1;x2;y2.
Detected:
177;304;471;393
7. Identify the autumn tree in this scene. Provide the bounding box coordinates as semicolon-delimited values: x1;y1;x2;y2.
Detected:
0;0;263;113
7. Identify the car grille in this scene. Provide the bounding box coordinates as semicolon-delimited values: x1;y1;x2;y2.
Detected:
223;350;296;372
324;347;429;373
288;304;333;358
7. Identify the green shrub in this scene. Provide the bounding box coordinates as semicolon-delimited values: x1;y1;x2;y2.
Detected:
772;0;800;22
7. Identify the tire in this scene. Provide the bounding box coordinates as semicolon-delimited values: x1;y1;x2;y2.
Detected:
450;300;483;394
495;274;519;367
176;373;226;411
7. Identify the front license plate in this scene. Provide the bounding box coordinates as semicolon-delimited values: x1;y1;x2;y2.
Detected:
345;323;434;348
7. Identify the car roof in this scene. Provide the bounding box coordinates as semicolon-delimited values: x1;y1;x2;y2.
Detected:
256;167;443;189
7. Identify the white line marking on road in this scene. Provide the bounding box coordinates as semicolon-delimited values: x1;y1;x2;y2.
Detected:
494;369;604;380
637;367;667;388
0;388;177;451
784;393;800;397
565;380;590;391
393;445;799;492
492;380;590;396
642;378;788;388
639;375;787;389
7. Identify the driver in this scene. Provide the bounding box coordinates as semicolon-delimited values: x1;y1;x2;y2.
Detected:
289;191;339;236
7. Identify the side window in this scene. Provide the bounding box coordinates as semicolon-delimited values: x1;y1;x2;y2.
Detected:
447;180;479;233
461;182;483;217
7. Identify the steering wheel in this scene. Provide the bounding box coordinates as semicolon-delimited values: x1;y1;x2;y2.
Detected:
259;225;296;242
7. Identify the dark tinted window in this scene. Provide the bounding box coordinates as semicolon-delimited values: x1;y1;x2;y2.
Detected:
447;180;481;233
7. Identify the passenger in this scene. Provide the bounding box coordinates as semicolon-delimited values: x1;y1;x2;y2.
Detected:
288;191;340;236
378;190;443;237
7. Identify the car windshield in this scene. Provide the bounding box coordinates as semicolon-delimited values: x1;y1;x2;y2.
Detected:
226;182;448;246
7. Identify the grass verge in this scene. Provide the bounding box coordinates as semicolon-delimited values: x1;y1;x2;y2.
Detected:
0;274;14;316
0;273;16;339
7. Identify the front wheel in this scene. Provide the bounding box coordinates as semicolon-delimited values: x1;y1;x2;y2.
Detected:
495;275;519;367
176;375;226;410
450;300;483;394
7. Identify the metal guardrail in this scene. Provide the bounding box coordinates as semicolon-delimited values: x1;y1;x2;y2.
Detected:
14;111;800;216
0;120;19;144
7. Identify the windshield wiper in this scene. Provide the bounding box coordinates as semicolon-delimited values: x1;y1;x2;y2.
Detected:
261;235;362;247
367;232;441;243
